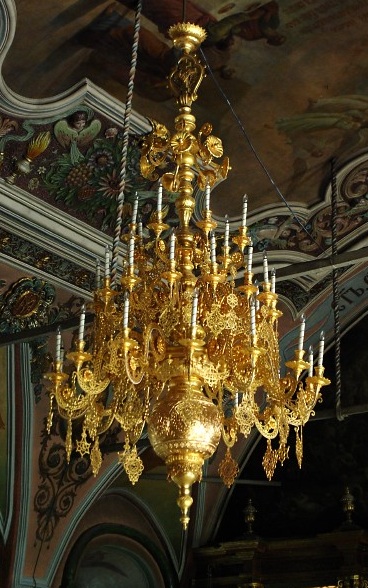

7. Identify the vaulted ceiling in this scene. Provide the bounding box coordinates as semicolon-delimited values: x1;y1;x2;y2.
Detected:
1;1;368;587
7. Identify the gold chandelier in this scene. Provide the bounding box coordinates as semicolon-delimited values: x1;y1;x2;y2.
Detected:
45;23;330;528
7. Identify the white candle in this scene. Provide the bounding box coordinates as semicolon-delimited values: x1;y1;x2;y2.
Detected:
123;292;130;329
234;393;239;408
169;231;176;262
132;194;139;225
60;341;65;370
263;252;269;283
255;283;260;311
96;258;101;288
242;194;248;227
308;345;314;377
79;304;86;341
191;289;199;327
205;182;211;211
224;215;230;248
318;331;325;366
105;245;110;278
298;314;305;351
271;268;276;293
250;297;256;338
247;241;253;273
157;181;163;214
129;235;135;267
55;326;61;362
137;217;143;239
210;232;217;264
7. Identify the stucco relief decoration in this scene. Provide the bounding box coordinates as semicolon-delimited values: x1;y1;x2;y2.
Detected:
0;277;55;333
341;160;368;207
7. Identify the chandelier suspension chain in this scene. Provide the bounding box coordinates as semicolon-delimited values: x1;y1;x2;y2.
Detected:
182;0;187;23
330;158;343;422
200;48;325;255
111;0;142;287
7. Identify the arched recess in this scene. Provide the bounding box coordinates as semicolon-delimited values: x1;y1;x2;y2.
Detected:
60;523;179;588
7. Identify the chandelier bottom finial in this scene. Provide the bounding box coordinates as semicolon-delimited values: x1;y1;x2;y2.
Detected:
147;375;222;528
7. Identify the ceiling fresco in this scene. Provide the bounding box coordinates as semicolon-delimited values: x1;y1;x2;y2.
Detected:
4;0;368;221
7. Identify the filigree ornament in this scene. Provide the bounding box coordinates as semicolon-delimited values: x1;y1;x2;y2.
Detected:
118;442;144;485
140;119;170;181
117;388;145;432
218;448;239;488
262;439;279;481
295;426;303;468
90;440;102;476
204;303;227;337
236;396;256;437
277;442;289;465
76;430;91;457
168;52;205;107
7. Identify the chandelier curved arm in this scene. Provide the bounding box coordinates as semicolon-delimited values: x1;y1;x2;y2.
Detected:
269;374;298;404
253;415;280;440
222;416;238;448
77;367;111;396
58;403;88;422
253;403;281;440
286;381;322;427
53;373;91;414
125;349;145;385
197;122;224;165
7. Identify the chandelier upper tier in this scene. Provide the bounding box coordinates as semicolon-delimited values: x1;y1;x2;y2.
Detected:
45;22;330;529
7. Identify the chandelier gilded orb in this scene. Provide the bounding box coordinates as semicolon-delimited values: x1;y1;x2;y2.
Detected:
45;22;330;529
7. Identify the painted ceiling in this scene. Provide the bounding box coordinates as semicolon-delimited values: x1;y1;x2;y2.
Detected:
4;0;368;219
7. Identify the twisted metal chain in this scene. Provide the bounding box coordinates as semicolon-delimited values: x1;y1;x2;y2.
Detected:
111;0;142;287
330;158;343;421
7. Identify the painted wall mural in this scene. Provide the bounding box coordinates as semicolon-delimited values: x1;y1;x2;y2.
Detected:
1;106;368;268
0;109;155;234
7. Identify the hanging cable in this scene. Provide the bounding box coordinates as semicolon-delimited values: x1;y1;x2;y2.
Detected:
330;158;344;421
182;0;187;23
200;48;325;255
111;0;142;287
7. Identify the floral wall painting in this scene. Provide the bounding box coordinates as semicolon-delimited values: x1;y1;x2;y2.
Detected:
1;103;368;259
0;107;156;234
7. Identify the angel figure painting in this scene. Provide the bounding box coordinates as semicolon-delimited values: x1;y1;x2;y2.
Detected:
54;110;101;164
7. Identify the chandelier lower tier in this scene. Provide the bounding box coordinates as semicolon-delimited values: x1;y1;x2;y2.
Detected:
45;23;330;529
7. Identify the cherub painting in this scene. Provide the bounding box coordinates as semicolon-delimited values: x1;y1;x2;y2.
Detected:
54;110;101;164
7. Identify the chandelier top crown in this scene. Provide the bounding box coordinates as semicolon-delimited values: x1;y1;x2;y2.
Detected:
168;22;207;53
